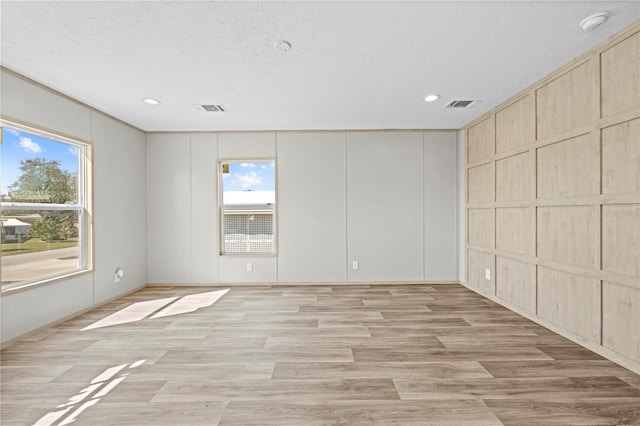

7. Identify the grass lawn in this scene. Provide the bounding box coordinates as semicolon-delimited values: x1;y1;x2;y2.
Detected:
1;237;78;256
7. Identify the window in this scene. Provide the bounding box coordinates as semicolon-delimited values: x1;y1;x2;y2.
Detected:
219;160;276;255
1;121;91;291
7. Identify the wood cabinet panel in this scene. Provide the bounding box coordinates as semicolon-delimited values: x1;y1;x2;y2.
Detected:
468;249;495;295
602;204;640;277
602;118;640;195
538;266;601;342
496;151;533;202
496;257;536;313
467;163;494;203
468;209;495;248
496;207;534;255
601;32;640;118
496;95;535;153
537;206;598;268
467;117;494;163
603;282;640;361
537;133;599;199
536;61;596;139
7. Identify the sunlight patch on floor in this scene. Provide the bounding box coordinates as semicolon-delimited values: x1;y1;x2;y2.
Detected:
33;360;145;426
82;289;230;330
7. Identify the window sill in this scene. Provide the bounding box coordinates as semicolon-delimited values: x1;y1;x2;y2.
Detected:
0;269;93;297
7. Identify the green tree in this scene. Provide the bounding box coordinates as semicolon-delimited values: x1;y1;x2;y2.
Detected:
30;215;71;242
8;158;77;204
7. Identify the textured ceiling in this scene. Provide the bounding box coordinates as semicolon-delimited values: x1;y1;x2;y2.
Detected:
1;1;639;132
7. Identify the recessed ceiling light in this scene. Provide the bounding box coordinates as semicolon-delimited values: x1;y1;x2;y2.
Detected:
143;98;161;106
580;12;610;31
424;94;440;102
274;40;292;53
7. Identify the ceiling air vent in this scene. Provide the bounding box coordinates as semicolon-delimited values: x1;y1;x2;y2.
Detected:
444;100;476;109
195;104;228;112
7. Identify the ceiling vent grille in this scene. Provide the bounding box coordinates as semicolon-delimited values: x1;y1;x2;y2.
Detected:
195;104;227;112
444;100;476;109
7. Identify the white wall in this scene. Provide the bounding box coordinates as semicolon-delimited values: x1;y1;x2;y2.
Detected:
278;132;347;282
425;132;458;281
145;130;458;284
146;133;192;283
92;112;147;302
191;134;219;282
347;132;424;282
0;70;147;343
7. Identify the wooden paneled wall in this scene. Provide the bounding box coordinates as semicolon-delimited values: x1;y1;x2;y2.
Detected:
465;22;640;374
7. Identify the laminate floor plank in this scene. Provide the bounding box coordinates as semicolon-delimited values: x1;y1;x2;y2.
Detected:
219;400;503;425
65;401;228;426
205;326;372;338
264;336;444;349
0;365;73;383
1;283;638;426
438;335;573;348
271;361;493;380
483;398;640;425
155;347;355;364
535;344;607;360
353;346;553;362
393;376;640;400
621;374;640;390
416;325;541;337
52;363;275;383
299;304;430;312
151;378;399;402
242;311;385;322
319;317;470;328
481;360;635;378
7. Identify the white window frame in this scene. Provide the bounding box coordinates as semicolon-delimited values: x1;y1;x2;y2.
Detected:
1;120;93;292
218;158;277;257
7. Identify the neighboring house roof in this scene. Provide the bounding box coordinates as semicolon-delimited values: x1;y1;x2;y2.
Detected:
224;191;275;207
1;218;32;228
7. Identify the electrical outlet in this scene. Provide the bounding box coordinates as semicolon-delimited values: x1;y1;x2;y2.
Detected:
352;261;359;270
485;268;491;280
246;263;253;272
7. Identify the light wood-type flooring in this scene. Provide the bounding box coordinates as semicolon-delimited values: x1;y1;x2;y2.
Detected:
2;284;639;425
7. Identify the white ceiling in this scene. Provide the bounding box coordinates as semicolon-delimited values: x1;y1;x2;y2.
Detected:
1;1;639;132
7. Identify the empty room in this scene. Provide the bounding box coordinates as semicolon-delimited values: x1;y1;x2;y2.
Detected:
1;1;639;425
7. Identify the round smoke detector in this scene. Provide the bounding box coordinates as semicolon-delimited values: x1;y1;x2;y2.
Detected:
580;12;610;31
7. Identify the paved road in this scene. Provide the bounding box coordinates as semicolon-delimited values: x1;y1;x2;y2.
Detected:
2;246;79;266
2;247;79;283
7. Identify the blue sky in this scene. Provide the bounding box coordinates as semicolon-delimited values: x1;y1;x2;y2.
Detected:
1;127;79;196
222;161;275;191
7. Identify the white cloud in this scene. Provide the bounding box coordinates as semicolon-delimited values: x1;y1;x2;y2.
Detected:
67;146;78;156
230;171;262;189
19;137;42;153
240;163;256;168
